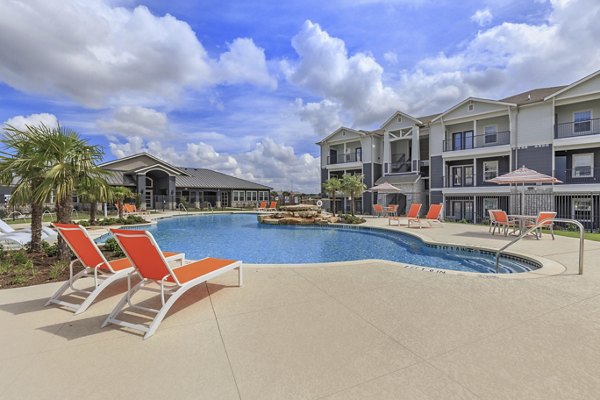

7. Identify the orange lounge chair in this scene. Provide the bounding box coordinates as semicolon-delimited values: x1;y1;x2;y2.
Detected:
373;204;384;217
46;223;182;315
491;210;517;236
408;204;444;228
386;204;399;217
526;211;556;240
390;203;421;226
266;201;277;211
103;229;242;339
256;201;268;211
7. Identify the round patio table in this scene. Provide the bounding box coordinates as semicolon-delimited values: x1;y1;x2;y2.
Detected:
508;214;536;236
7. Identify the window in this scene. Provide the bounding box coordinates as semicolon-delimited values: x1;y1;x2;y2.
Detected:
451;166;462;187
233;191;245;202
572;153;594;177
483;198;499;215
464;166;474;186
484;125;497;144
483;161;499;181
145;177;153;188
355;147;362;161
247;191;257;202
574;111;592;133
468;103;474;111
573;198;592;221
451;131;474;150
259;191;269;201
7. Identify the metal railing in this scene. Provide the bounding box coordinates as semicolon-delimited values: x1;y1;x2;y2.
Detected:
495;218;584;274
554;167;600;184
555;118;600;139
327;152;362;165
177;203;189;214
443;130;510;152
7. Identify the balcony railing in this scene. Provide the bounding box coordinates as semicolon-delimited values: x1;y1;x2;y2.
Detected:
443;131;510;152
555;118;600;139
554;168;600;184
444;171;510;188
327;153;362;165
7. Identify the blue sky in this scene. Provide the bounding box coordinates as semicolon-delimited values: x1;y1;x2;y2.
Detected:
1;0;599;192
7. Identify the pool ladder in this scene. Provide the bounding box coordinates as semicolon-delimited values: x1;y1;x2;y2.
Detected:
177;203;189;214
495;218;584;274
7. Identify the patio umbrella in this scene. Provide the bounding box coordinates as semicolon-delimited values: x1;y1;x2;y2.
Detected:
367;182;402;207
489;166;562;214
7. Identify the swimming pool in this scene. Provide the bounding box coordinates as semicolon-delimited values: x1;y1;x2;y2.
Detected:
99;214;539;274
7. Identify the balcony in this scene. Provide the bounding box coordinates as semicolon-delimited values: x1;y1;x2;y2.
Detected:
555;118;600;139
554;167;600;184
444;170;510;188
443;131;510;152
327;153;362;165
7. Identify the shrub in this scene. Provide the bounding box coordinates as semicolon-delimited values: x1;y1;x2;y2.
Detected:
79;220;90;227
41;241;58;257
103;238;125;257
338;214;366;224
49;260;68;280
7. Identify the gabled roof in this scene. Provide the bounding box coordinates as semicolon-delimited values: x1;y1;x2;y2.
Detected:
501;86;566;105
104;170;137;187
379;111;423;129
176;168;272;190
543;69;600;100
431;97;516;123
99;152;189;176
316;126;365;144
415;113;441;125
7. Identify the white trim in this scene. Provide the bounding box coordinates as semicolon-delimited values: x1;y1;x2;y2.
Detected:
431;97;516;123
483;124;498;144
99;152;188;175
482;160;499;181
379;111;423;129
544;69;600;101
571;152;594;178
316;127;365;144
134;163;185;176
572;109;593;134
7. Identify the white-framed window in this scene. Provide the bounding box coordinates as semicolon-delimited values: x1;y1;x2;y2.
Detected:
233;191;245;202
258;191;269;201
468;102;474;111
247;191;257;202
483;198;499;215
484;125;497;144
573;110;592;133
572;153;594;178
483;161;499;181
572;198;592;222
451;166;462;187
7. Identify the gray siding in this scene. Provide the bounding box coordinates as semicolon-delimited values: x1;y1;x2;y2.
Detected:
430;190;443;205
430;156;444;189
476;155;510;186
320;168;328;194
514;145;553;175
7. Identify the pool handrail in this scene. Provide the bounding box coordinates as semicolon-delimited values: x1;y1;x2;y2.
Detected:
495;218;584;274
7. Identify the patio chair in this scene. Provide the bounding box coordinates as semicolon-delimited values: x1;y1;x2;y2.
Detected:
526;211;556;240
46;223;183;315
487;209;500;233
386;204;399;217
373;204;384;217
390;203;421;226
103;229;242;339
266;201;277;211
408;204;444;228
256;201;268;212
0;218;56;238
491;210;517;236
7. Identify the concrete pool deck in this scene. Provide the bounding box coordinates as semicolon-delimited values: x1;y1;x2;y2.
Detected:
2;214;600;399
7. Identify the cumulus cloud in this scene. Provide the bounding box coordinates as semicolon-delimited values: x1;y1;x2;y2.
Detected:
471;8;493;26
96;106;168;138
0;0;275;108
3;113;59;131
383;51;399;65
295;99;342;136
286;20;404;127
108;136;320;193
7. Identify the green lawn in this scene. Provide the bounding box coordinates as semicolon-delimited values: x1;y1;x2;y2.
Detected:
543;229;600;242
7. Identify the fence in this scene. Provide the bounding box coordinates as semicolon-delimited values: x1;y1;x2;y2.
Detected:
444;191;600;232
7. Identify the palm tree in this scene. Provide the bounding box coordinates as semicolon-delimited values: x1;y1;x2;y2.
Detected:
341;174;367;216
112;186;133;219
322;177;342;216
0;124;49;252
25;125;109;259
78;177;114;223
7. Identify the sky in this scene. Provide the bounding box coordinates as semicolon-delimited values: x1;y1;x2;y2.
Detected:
1;0;599;193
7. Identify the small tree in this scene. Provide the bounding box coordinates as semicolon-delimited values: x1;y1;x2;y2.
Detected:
341;174;367;216
78;178;113;223
322;177;342;216
112;186;133;219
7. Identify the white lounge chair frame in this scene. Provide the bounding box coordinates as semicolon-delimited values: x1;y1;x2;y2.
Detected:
46;224;182;315
103;230;242;339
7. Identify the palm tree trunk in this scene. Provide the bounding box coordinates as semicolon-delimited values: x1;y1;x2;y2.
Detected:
350;191;355;216
29;201;43;253
117;200;124;219
331;191;336;216
56;195;73;260
90;201;97;223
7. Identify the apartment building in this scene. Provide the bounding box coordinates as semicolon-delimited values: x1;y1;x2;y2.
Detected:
318;68;600;230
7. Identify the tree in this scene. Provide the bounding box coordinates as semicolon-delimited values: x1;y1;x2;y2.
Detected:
112;186;133;219
78;177;114;223
26;125;109;259
0;125;47;252
341;174;367;216
322;177;342;216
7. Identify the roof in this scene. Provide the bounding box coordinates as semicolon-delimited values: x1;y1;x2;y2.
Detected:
316;126;365;144
544;69;600;100
431;97;517;122
105;170;136;186
99;152;189;175
500;86;566;105
416;113;441;125
374;173;421;186
379;111;423;129
175;167;272;190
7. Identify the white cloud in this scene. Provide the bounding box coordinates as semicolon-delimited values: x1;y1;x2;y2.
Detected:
108;136;321;193
0;0;275;108
96;106;168;138
471;8;493;27
295;99;342;136
383;51;399;65
3;113;59;131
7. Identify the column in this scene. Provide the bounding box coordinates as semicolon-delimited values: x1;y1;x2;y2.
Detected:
168;176;176;210
411;126;420;172
136;174;146;210
216;189;222;208
383;130;391;174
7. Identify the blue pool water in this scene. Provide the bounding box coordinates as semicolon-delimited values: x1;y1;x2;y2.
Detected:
100;214;538;273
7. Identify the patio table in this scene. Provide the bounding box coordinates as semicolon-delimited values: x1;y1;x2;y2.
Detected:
508;214;536;236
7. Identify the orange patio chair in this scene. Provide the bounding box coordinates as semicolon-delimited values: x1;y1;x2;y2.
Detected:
266;201;277;211
257;201;268;211
386;204;399;217
526;211;556;240
408;204;444;228
103;229;242;339
491;210;517;236
487;209;500;233
390;203;421;226
373;204;384;217
46;224;183;315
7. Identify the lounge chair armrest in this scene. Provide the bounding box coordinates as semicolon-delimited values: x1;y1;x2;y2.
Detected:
165;253;185;267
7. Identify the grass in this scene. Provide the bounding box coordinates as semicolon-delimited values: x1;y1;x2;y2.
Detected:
543;229;600;242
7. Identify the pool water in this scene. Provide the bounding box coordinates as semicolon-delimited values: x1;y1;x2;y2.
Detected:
101;214;538;273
